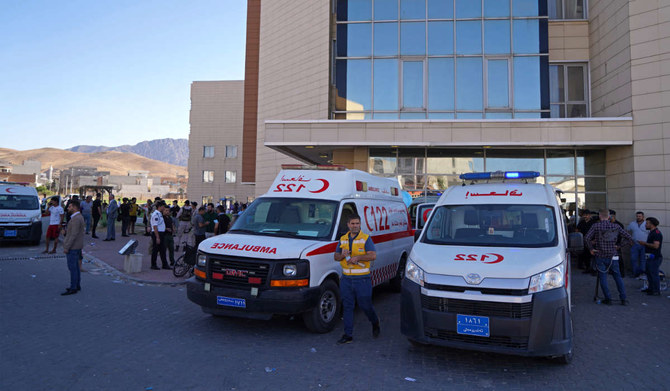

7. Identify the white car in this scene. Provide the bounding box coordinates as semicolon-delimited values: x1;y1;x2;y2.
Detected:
0;182;43;245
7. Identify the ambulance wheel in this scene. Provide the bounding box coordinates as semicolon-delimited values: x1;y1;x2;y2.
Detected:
303;280;340;333
389;256;407;293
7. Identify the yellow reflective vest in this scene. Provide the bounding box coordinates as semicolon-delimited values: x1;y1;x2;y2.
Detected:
338;231;372;276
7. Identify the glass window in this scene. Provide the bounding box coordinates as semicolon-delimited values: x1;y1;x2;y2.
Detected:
455;0;481;18
549;0;586;19
487;59;510;107
374;22;398;56
456;21;482;54
514;112;541;118
0;195;39;210
550;63;588;118
225;145;237;158
582;193;606;210
546;149;575;175
337;23;372;57
225;171;236;183
428;0;453;19
549;64;564;103
486;149;544;173
427;149;484;173
203;170;214;183
513;56;541;110
485;112;513;118
337;0;372;21
399;174;426;190
401;0;425;19
513;19;539;53
457;112;483;119
484;20;510;54
336;59;371;111
374;59;399;110
583;177;606;192
402;61;424;108
427;112;455;119
373;112;399;119
203;146;214;158
425;175;461;190
428;58;454;110
400;112;427;119
369;147;397;174
577;150;605;175
375;0;398;20
400;22;426;55
428;21;453;55
484;0;510;17
567;66;585;101
512;0;539;17
456;57;483;110
546;177;577;193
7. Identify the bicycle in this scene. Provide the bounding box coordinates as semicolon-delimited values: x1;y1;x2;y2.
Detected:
173;243;197;277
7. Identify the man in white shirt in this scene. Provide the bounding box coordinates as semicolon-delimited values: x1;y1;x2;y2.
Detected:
44;197;64;254
150;201;169;270
627;211;649;277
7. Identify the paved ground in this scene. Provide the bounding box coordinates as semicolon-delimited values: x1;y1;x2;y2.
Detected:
1;236;669;390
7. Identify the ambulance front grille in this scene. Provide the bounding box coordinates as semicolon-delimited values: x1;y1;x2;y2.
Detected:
421;295;533;319
208;257;270;287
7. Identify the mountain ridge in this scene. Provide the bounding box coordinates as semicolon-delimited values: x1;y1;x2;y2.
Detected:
68;138;188;167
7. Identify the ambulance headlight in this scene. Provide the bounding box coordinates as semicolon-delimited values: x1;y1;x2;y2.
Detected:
528;265;564;294
31;215;41;223
197;255;208;267
283;264;297;277
405;259;425;287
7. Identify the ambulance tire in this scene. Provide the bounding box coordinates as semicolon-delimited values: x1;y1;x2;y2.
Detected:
303;279;340;333
389;256;407;293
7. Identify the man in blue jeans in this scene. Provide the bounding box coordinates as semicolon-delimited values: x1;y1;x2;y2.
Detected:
627;211;649;277
61;199;85;296
334;214;380;344
639;217;663;296
585;209;634;305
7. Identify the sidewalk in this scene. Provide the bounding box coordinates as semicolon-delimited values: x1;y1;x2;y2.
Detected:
82;224;187;285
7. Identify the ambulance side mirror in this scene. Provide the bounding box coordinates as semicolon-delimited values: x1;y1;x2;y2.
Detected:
568;232;583;254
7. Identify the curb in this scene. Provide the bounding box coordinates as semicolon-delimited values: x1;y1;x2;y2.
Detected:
83;251;187;287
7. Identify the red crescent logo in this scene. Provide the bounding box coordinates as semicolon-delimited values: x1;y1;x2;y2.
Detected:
5;188;15;193
482;253;504;264
422;208;433;222
309;179;329;193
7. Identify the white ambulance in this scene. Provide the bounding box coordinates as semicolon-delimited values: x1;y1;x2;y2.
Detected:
187;166;414;333
0;182;43;245
401;171;581;363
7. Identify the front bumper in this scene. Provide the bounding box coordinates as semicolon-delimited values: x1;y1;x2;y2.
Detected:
186;277;321;319
0;222;41;243
400;279;572;357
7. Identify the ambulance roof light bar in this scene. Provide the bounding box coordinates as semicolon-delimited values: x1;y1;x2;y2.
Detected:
459;171;540;182
281;164;346;171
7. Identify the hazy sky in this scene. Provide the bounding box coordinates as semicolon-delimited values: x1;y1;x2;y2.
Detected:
0;0;247;151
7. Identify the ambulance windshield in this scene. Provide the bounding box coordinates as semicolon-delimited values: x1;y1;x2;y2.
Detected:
0;195;39;210
229;197;339;240
422;204;558;248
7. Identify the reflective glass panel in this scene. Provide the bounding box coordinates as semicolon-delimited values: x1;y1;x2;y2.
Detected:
428;21;453;55
484;20;510;54
374;22;398;55
426;175;461;190
373;112;399;119
484;0;510;17
567;66;585;101
456;57;483;110
583;177;607;192
512;0;539;16
550;104;564;118
375;0;398;20
485;112;513;119
342;59;372;110
514;112;541;118
403;61;424;108
583;193;607;210
401;0;426;19
457;112;483;118
513;56;541;109
548;0;562;19
427;150;484;173
549;65;564;102
456;21;482;54
455;0;481;18
399;175;426;190
401;22;426;55
369;156;397;174
337;0;372;21
487;59;509;107
546;149;575;175
337;23;372;57
577;150;606;175
428;58;455;110
565;0;586;19
428;0;454;18
374;59;399;110
567;104;587;117
546;177;577;193
427;112;456;119
513;19;539;53
486;149;544;174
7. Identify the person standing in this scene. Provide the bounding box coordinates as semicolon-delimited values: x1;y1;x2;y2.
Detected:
609;210;628;277
128;197;138;235
333;214;381;344
627;211;649;278
170;200;180;229
175;200;193;251
639;217;663;296
214;205;231;235
142;199;153;236
150;201;170;270
80;195;93;235
91;193;102;239
44;197;64;254
162;205;176;266
104;194;118;241
193;206;208;249
585;209;634;305
61;199;84;296
204;203;217;239
119;198;130;237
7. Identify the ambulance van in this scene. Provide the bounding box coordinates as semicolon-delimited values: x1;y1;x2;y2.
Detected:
187;166;414;333
0;182;43;245
401;171;580;363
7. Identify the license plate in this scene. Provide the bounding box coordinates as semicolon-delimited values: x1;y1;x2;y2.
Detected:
457;314;490;337
217;296;246;308
4;230;17;237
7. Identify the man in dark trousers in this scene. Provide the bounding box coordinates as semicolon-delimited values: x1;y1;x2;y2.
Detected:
62;199;85;296
640;217;663;296
119;197;130;237
91;193;102;239
150;201;170;270
585;209;634;305
214;205;231;235
333;214;380;344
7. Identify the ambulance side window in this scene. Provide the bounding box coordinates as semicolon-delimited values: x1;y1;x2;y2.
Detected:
337;203;358;237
